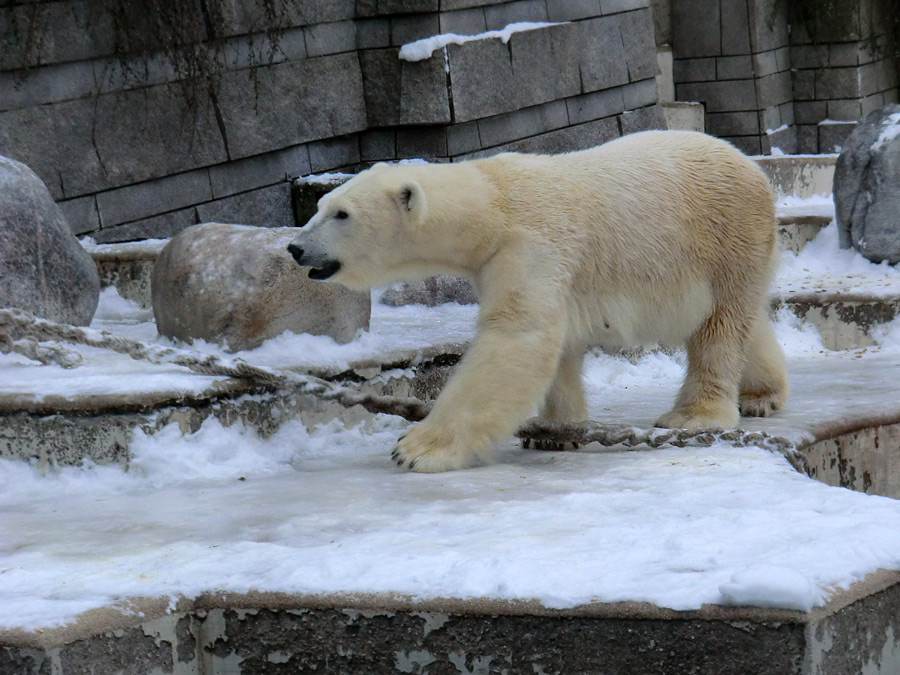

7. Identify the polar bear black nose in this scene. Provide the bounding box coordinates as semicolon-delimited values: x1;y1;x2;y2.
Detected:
287;243;305;265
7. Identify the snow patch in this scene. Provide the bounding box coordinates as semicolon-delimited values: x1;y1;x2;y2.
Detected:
719;565;822;611
872;112;900;151
399;22;564;62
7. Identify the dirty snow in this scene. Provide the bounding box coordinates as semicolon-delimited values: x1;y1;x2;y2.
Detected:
3;196;900;630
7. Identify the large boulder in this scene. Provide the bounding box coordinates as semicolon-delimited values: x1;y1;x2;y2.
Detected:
834;105;900;264
0;155;100;325
152;223;370;351
379;275;477;307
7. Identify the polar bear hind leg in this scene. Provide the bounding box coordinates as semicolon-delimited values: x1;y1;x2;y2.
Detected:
655;305;749;431
523;344;587;451
738;313;788;417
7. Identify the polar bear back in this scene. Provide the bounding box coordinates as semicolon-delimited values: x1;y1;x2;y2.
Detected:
473;131;777;349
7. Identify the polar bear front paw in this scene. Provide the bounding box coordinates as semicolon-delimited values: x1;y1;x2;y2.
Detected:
391;424;477;473
655;403;738;432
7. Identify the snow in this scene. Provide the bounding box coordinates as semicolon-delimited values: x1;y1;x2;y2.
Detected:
3;195;900;631
399;22;564;62
872;111;900;151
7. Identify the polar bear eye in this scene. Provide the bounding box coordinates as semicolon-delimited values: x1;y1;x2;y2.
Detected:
334;209;349;220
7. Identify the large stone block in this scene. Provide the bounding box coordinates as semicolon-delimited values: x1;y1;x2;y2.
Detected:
483;0;549;29
217;53;366;159
0;154;100;325
567;87;626;125
0;0;115;70
673;58;716;83
618;104;666;134
816;66;864;100
91;207;199;244
672;0;720;58
446;38;518;122
718;55;754;80
90;82;227;194
440;7;488;34
308;135;361;173
706;111;760;136
623;78;659;109
617;8;658;82
0;98;104;201
677;79;757;112
577;17;631;92
0;60;96;113
304;20;356;57
719;0;750;55
477;100;569;148
195;183;294;229
400;56;453;125
57;195;101;236
447;22;582;122
96;169;212;228
834;105;900;263
509;22;581;105
755;70;792;108
152;223;370;351
748;0;789;52
547;0;603;21
360;48;403;127
208;145;311;200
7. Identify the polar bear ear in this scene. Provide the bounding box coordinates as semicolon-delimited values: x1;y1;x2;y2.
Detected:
395;181;427;222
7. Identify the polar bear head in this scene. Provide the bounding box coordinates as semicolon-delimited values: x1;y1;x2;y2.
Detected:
287;163;430;290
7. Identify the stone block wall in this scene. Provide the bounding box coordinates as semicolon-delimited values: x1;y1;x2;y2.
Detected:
0;0;663;243
669;0;899;155
790;1;900;153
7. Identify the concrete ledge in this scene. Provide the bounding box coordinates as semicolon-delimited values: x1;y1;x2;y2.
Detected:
3;571;900;674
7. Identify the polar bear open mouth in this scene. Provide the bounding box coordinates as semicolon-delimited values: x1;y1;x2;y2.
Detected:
308;260;341;281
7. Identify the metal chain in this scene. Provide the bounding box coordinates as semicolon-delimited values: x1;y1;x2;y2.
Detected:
0;307;802;464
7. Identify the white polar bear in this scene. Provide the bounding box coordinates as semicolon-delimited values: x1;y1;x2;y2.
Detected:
288;130;788;472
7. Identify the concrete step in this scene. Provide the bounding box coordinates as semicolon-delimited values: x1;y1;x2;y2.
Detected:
4;573;900;675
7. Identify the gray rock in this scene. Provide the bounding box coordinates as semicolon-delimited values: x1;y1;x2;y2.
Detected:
380;275;477;307
0;154;100;325
151;223;370;351
834;105;900;264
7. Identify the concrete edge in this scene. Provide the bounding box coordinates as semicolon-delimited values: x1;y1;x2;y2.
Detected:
5;570;899;651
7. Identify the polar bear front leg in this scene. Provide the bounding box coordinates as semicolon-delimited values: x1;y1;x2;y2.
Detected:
392;309;568;472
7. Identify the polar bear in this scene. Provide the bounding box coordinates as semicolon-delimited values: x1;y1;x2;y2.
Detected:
288;130;788;472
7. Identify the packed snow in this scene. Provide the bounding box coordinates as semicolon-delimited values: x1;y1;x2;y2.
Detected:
3;197;900;632
399;22;563;62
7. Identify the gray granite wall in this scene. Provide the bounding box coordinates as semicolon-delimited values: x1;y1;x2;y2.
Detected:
0;0;664;243
670;0;899;155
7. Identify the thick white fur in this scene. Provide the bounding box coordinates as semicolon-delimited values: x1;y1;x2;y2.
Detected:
289;130;788;472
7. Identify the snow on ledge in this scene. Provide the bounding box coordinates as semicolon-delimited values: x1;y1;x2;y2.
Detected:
399;22;565;62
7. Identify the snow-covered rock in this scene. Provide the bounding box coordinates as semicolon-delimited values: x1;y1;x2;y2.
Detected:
834;105;900;264
151;223;370;351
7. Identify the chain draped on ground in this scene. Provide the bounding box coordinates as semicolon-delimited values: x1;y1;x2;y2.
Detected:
0;306;802;464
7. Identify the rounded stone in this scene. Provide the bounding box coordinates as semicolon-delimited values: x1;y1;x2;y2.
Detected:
379;275;477;307
834;104;900;264
151;223;371;351
0;155;100;325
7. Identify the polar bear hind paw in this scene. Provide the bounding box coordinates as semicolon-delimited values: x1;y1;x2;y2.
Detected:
521;438;580;451
739;390;785;417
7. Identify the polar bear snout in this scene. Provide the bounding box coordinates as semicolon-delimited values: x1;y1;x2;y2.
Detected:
286;241;342;281
287;242;305;265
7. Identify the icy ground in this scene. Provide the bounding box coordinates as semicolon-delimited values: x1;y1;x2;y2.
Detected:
3;206;900;631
